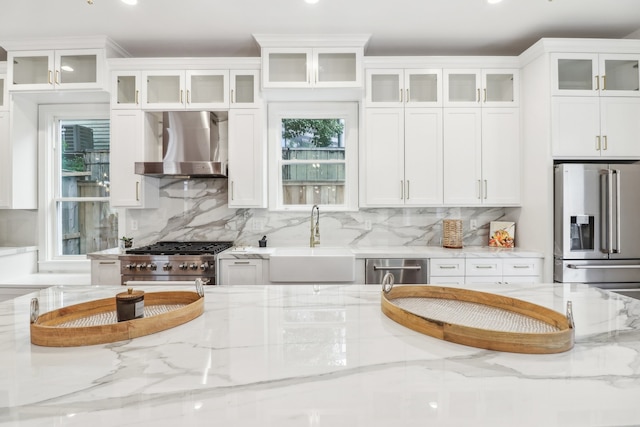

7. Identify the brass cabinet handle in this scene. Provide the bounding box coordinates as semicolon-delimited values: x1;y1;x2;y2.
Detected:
231;89;235;103
438;265;457;269
477;88;480;103
483;180;488;199
406;88;409;103
602;75;607;91
187;89;191;104
136;181;140;201
603;135;608;150
180;89;184;104
55;70;59;85
234;261;250;265
400;180;404;200
399;89;403;103
231;181;234;201
596;135;601;151
512;265;531;269
595;76;600;91
477;180;481;199
483;88;487;103
135;90;139;105
406;180;410;200
475;265;494;269
48;70;53;85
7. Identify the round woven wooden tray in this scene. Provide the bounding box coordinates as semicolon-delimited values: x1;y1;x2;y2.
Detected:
381;282;574;354
30;290;204;347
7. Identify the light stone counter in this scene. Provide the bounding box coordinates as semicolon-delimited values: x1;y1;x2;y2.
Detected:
1;283;638;426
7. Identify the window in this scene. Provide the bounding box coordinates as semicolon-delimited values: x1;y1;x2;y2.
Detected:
268;103;358;211
39;105;117;269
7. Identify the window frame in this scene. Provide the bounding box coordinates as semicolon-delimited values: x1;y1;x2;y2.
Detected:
267;102;359;211
38;103;113;272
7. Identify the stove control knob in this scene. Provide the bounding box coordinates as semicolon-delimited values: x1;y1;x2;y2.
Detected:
126;264;136;270
179;263;188;270
163;263;172;271
189;263;198;270
200;263;209;271
137;263;146;270
148;263;157;271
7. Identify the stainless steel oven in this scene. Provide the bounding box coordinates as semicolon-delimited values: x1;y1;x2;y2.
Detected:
365;259;428;285
120;241;233;286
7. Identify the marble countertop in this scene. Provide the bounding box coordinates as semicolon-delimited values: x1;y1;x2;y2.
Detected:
1;283;638;426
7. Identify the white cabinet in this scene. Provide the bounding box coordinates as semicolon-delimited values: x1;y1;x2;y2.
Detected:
443;108;520;205
219;259;264;285
109;110;159;208
111;71;141;109
363;107;443;206
365;69;442;107
443;69;519;107
429;257;542;285
551;53;640;97
0;98;38;209
0;72;7;110
262;47;362;88
228;109;266;208
91;259;122;286
551;96;640;158
141;70;229;110
429;258;465;285
8;49;105;91
502;258;543;284
230;70;260;108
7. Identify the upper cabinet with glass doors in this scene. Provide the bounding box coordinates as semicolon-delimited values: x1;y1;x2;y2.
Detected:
551;53;640;97
141;70;229;110
8;49;105;91
366;69;442;107
254;34;369;89
443;69;519;107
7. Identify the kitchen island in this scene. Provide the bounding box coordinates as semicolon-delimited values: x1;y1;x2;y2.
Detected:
1;283;639;426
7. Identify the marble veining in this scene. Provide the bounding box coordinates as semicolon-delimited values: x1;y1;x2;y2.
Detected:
1;283;639;426
125;179;518;249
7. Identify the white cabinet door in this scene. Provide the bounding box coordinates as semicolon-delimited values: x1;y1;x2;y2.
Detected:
314;48;362;88
141;70;185;109
110;110;159;208
482;108;520;205
0;111;10;208
600;97;640;158
366;69;403;107
262;48;312;88
404;108;443;205
444;69;518;107
405;69;442;107
91;260;122;286
186;70;229;109
219;260;264;285
111;71;141;109
430;258;465;277
228;109;266;208
0;74;7;110
8;50;55;91
230;70;260;108
465;258;503;276
443;69;482;107
363;108;404;206
443;108;482;205
551;97;601;158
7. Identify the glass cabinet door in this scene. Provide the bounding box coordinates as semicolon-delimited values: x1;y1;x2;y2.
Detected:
444;70;481;106
552;53;598;96
600;54;640;96
230;70;259;108
8;50;54;90
111;72;140;108
405;69;441;107
263;49;311;88
483;69;518;106
142;71;184;109
314;48;361;87
186;70;228;108
56;51;99;87
366;69;403;106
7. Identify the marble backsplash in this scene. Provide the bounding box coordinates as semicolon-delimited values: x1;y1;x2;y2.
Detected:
125;179;520;249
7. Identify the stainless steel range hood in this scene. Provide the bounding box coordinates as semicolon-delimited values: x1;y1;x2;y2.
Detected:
135;111;228;178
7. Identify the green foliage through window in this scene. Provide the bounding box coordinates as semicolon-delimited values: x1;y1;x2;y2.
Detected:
282;119;344;148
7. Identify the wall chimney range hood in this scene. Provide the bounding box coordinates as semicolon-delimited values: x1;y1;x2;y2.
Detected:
134;111;228;178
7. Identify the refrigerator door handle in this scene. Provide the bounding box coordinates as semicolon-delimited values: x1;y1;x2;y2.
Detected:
567;264;640;270
613;169;621;254
604;169;614;254
600;170;611;254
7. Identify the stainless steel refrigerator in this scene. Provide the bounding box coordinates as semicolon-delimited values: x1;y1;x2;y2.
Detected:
554;163;640;299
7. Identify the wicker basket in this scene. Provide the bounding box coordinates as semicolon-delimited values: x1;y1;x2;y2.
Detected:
442;219;463;248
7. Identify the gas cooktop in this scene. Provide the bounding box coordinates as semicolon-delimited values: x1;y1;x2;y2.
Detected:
125;241;234;256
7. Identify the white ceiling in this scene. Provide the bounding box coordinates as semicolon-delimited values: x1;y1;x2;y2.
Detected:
1;0;640;60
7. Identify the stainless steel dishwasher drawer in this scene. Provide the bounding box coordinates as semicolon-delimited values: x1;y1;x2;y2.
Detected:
365;259;428;284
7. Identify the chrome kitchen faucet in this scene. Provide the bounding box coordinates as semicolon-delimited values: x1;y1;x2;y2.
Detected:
310;204;321;247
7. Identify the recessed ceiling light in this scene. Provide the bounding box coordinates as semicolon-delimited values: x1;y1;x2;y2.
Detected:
121;0;138;5
487;0;503;3
305;0;320;4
